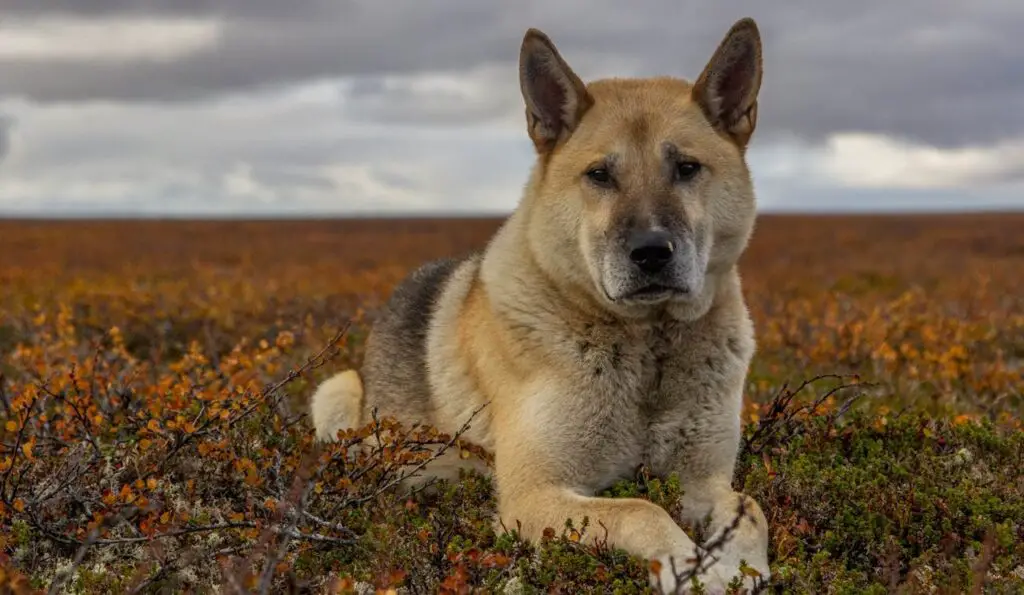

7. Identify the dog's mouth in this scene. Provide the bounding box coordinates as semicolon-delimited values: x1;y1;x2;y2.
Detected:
618;283;690;304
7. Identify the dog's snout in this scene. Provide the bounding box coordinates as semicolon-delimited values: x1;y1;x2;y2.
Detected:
627;230;676;274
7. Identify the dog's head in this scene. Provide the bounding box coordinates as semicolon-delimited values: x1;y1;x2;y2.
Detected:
517;18;763;320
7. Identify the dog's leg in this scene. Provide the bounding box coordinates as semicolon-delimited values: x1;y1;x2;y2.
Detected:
310;370;364;442
394;444;492;494
496;477;733;593
678;478;771;591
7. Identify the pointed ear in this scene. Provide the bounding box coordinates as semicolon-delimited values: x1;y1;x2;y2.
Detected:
519;28;594;154
692;17;763;148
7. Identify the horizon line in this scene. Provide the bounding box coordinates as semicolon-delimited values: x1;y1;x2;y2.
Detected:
2;205;1024;221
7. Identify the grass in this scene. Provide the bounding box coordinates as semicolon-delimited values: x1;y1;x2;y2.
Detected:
0;214;1021;594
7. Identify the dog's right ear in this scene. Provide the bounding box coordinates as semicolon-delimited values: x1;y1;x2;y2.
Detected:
519;28;594;154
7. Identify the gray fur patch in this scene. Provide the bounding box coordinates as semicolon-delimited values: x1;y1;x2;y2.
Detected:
360;257;465;422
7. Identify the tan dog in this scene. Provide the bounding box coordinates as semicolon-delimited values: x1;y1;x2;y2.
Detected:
311;17;770;593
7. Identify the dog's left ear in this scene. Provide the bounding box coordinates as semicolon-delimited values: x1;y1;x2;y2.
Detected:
519;28;594;154
692;17;763;148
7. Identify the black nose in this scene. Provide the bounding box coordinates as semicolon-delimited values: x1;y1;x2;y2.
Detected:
628;230;675;274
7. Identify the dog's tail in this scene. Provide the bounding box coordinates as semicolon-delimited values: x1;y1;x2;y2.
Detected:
309;370;365;442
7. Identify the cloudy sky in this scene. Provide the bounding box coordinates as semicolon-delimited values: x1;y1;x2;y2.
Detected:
1;1;1022;216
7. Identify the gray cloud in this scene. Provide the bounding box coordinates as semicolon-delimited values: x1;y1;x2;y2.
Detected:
756;181;1024;213
339;70;519;126
0;116;13;162
3;1;1023;149
2;1;1023;217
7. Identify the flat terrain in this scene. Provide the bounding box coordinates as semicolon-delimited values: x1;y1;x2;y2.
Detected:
0;214;1022;594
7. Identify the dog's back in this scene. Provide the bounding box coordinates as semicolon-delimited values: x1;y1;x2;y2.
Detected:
310;256;466;440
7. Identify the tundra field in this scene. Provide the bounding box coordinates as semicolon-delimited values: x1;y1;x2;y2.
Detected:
0;213;1021;594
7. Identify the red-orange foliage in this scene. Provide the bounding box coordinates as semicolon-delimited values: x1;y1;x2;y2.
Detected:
0;214;1021;592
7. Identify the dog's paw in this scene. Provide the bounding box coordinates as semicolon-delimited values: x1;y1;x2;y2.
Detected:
649;553;770;594
648;553;731;594
711;554;771;593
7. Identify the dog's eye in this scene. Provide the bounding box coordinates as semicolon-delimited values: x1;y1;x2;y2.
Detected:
675;161;702;181
585;167;613;187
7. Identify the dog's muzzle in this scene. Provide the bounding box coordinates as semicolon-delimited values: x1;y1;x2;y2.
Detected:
601;228;703;304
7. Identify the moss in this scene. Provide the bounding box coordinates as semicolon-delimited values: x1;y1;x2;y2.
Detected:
738;411;1023;593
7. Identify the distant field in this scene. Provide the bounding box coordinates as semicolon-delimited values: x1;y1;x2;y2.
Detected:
0;214;1022;594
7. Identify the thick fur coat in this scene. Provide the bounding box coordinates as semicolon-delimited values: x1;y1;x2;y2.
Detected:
311;17;771;593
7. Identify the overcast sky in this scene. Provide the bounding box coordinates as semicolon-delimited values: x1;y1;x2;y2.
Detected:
1;1;1022;216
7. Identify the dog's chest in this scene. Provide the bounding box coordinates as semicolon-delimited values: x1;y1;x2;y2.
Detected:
567;317;747;486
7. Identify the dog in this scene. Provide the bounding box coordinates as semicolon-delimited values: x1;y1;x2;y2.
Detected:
311;17;770;594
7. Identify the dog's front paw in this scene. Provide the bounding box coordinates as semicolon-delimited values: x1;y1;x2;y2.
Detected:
650;553;770;594
649;552;732;595
709;554;771;593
